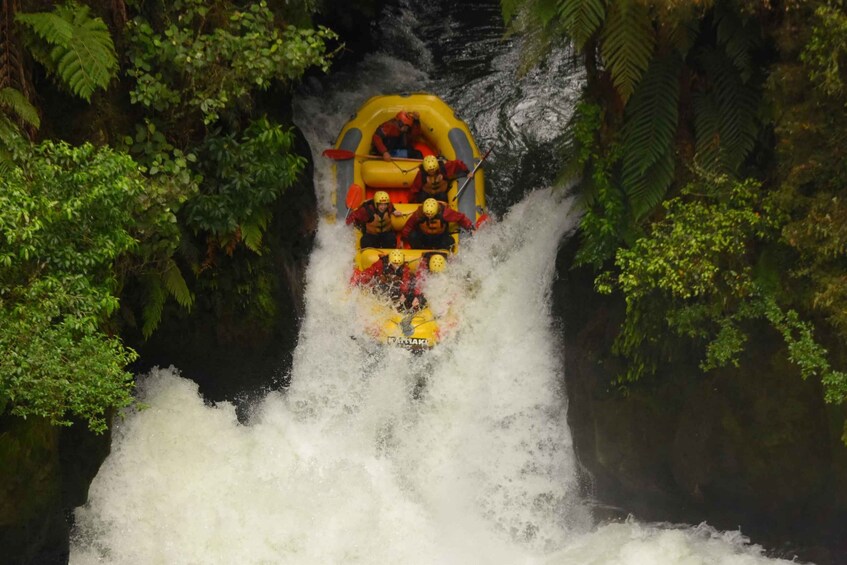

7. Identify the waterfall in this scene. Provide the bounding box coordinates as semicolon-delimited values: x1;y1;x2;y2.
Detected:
70;3;800;563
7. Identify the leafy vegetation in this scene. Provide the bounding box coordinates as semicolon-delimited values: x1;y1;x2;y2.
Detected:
0;142;174;432
769;4;847;344
505;0;764;247
504;0;847;429
125;0;337;125
16;2;119;101
185;119;305;250
120;0;335;336
597;175;846;403
0;0;338;432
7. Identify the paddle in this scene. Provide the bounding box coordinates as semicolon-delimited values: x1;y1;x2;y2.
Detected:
345;183;364;219
452;145;494;203
475;206;491;229
322;149;423;163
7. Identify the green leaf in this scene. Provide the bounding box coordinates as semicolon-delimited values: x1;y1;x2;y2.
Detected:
15;9;74;44
240;220;263;254
621;55;681;218
162;259;193;308
141;275;166;339
16;3;118;101
536;0;561;26
558;0;607;49
0;88;41;128
695;48;758;173
714;4;760;83
601;0;655;102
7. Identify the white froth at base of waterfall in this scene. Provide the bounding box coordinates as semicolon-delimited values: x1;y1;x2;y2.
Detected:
70;190;792;564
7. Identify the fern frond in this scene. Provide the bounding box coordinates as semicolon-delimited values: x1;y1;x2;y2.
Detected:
601;0;655;102
558;0;607;49
696;48;759;173
535;0;560;26
621;55;681;217
16;3;118;101
693;90;722;171
0;87;40;128
14;9;74;44
714;4;760;82
141;275;166;339
162;259;193;308
625;149;675;219
664;15;700;57
241;210;271;254
241;222;263;254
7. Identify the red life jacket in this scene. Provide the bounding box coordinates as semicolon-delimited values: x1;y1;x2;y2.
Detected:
374;119;417;153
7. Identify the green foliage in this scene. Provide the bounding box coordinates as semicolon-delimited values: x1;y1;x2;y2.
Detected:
505;0;765;261
768;2;847;343
802;4;847;99
0;0;331;432
693;47;759;173
558;0;607;49
569;102;629;268
601;1;655;103
140;274;167;339
1;277;136;434
510;0;847;442
0;87;40;129
0;142;157;432
0;115;28;169
0;138;191;429
620;55;681;218
126;0;339;125
16;2;118;101
599;174;846;403
119;0;334;331
502;0;763;266
761;300;847;404
184;118;305;242
612;176;772;303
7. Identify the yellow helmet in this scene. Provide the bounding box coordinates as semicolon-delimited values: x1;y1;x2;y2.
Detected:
422;198;439;218
423;155;439;174
374;191;390;205
428;254;447;273
388;249;405;267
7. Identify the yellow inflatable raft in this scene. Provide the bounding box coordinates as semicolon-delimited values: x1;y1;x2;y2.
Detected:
329;93;488;350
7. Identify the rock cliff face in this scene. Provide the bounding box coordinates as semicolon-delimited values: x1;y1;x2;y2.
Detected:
0;414;112;564
553;236;847;563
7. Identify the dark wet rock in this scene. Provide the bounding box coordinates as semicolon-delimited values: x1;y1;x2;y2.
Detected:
554;235;847;565
0;415;110;565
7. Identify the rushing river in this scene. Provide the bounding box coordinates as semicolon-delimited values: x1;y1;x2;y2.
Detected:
69;1;803;563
